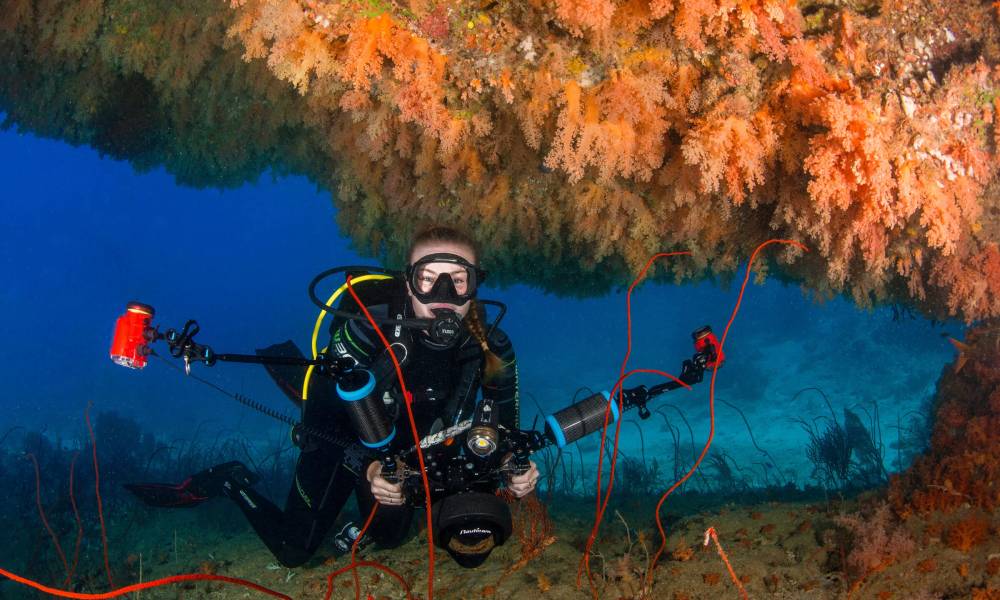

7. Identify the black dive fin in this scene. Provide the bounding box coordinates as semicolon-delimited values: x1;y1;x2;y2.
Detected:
255;340;307;409
124;479;210;508
125;461;259;508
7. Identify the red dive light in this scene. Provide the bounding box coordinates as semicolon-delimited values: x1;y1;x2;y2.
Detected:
693;325;725;368
110;302;155;369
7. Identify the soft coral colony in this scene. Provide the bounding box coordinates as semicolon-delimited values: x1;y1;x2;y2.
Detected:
227;0;1000;322
1;0;999;319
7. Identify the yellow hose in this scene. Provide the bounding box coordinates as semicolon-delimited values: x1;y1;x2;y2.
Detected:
302;274;391;400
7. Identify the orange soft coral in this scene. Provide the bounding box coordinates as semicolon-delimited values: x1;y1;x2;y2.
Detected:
945;516;990;552
3;0;1000;321
891;322;1000;517
801;93;898;283
682;96;778;205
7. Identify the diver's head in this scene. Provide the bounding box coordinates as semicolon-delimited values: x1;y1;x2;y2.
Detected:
405;226;504;377
406;226;484;321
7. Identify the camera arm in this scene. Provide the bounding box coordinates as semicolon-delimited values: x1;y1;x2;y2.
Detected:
390;325;724;496
619;339;718;419
141;318;358;376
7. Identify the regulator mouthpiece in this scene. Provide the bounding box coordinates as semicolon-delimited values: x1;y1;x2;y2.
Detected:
110;301;155;369
429;308;463;347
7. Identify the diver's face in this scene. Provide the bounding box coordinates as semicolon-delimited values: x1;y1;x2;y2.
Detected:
407;241;476;320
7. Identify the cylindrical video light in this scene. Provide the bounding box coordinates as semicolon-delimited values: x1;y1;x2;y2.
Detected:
337;370;395;449
544;390;618;448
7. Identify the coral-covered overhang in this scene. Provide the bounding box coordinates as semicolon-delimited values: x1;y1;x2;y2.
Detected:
2;0;999;320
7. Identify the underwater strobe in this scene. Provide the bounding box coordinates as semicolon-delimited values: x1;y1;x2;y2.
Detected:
692;325;725;368
109;302;155;369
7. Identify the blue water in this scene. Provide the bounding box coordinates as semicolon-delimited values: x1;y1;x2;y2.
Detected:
1;127;958;487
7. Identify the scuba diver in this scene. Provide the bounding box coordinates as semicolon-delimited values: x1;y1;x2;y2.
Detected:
125;226;539;568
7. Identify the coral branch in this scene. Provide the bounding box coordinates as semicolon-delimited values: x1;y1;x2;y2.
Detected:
85;402;114;588
67;451;84;589
26;453;69;580
703;527;748;600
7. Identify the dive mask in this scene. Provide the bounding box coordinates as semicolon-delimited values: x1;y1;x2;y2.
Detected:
308;263;505;348
405;253;485;306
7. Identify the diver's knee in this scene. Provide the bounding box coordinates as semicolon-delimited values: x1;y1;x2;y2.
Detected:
369;523;412;549
273;547;313;568
372;535;408;550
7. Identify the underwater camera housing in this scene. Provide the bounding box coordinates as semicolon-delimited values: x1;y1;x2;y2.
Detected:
397;325;724;566
431;492;512;568
388;401;535;568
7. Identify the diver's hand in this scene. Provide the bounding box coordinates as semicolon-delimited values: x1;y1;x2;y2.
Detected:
366;461;405;506
507;460;539;498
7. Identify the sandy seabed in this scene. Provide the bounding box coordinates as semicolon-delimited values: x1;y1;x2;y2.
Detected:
30;492;991;600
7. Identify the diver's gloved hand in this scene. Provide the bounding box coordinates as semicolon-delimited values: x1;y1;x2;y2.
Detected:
188;461;260;498
367;461;405;506
505;459;539;498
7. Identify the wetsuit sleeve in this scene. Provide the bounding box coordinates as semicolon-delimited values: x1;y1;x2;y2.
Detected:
482;328;519;429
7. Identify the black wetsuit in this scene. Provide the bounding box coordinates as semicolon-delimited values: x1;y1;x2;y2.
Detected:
224;279;519;567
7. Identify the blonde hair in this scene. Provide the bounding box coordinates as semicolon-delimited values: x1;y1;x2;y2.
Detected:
409;226;504;381
464;299;504;381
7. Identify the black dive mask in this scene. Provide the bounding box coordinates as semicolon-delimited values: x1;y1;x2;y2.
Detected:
405;253;485;306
